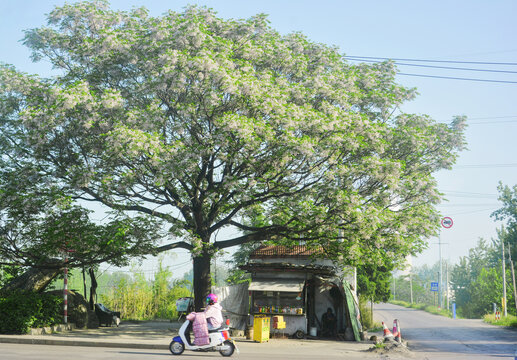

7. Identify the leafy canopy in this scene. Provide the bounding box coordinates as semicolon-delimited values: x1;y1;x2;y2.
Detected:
0;1;466;275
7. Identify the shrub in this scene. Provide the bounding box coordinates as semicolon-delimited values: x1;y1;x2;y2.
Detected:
0;291;62;334
483;313;517;327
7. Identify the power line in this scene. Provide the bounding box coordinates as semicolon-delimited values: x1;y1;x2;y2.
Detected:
438;203;500;207
446;207;499;216
347;58;517;74
454;163;517;169
470;119;517;125
397;72;517;84
467;115;517;120
345;55;517;66
441;190;498;196
434;116;517;125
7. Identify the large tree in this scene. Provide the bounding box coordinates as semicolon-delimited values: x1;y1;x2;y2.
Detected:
0;1;466;309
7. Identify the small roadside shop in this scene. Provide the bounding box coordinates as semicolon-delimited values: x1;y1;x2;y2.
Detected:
241;245;362;340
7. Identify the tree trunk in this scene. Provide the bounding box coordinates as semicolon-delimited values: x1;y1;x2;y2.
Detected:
192;250;212;311
0;266;62;294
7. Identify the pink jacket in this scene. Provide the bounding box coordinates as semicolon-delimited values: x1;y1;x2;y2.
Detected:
204;303;223;329
186;312;209;345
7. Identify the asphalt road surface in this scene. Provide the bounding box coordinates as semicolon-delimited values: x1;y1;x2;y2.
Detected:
0;340;381;360
374;302;517;359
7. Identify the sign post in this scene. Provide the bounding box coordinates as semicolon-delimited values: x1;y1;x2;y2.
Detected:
62;247;76;325
439;217;453;309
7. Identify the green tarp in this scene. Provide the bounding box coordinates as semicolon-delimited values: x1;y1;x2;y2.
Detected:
343;280;362;341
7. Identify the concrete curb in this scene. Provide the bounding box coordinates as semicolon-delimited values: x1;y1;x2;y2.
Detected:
0;336;169;349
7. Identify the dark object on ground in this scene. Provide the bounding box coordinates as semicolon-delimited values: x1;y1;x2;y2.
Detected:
95;303;121;327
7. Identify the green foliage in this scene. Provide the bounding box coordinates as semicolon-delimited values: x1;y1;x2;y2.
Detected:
225;242;263;285
0;265;23;289
99;262;191;320
451;239;515;318
225;269;251;285
483;313;517;327
357;263;392;303
1;1;467;304
0;291;62;334
358;296;375;329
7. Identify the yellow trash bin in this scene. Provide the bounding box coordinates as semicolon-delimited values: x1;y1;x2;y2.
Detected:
253;315;270;343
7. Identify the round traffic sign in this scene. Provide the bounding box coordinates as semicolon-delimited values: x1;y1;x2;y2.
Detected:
441;217;453;228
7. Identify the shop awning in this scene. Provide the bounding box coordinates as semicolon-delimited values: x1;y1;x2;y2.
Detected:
248;279;305;293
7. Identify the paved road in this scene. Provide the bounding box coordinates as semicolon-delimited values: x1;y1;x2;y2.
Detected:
374;303;517;359
0;340;382;360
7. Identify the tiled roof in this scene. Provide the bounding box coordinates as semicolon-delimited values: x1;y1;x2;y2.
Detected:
241;262;335;275
250;245;324;258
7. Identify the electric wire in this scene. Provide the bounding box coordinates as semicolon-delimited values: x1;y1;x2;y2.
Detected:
345;55;517;83
344;55;517;66
347;58;517;74
397;72;517;84
454;163;517;169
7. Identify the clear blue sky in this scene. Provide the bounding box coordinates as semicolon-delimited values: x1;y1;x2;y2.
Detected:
1;1;516;273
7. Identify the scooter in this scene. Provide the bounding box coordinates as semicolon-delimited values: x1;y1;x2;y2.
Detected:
169;318;239;357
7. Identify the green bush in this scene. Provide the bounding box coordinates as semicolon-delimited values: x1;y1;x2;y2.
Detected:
0;291;62;334
100;264;192;321
483;313;517;327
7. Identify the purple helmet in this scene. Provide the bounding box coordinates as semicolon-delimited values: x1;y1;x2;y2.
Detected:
206;293;218;305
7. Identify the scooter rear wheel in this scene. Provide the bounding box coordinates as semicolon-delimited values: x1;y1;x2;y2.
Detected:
169;340;185;355
219;340;235;357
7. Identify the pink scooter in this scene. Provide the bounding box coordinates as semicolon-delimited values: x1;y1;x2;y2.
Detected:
169;318;238;357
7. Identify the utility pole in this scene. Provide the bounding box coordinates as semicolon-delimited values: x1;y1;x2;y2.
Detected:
438;217;453;310
392;276;396;301
508;243;517;313
502;241;507;317
446;262;449;312
410;272;414;304
439;234;443;309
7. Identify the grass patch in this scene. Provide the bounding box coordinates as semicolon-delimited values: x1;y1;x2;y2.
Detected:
483;313;517;327
368;323;383;332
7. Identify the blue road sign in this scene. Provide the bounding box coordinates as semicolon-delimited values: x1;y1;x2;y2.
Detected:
431;282;439;292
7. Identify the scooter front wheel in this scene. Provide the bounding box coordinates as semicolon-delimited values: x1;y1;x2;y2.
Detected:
219;340;235;357
169;340;185;355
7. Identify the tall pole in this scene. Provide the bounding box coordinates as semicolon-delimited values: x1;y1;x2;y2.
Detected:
438;217;453;309
439;233;443;309
508;243;517;313
393;276;396;301
410;272;414;304
64;252;68;325
502;241;507;317
446;262;449;311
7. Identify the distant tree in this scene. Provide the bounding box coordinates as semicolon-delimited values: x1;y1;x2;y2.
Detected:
492;183;517;270
450;239;506;318
0;1;466;309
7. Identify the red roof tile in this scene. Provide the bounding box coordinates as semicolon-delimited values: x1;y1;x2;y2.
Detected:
250;245;324;258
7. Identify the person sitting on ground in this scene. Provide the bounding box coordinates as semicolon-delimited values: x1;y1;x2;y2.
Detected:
204;293;224;330
321;307;337;337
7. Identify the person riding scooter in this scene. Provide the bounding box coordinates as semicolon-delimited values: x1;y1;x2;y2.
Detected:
204;293;223;330
170;293;237;356
183;293;224;345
